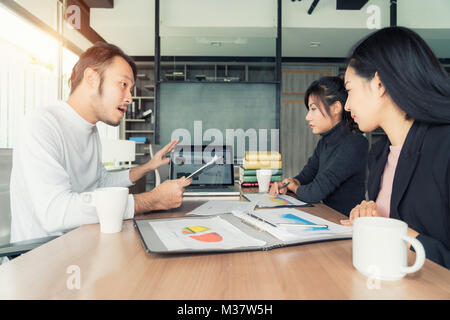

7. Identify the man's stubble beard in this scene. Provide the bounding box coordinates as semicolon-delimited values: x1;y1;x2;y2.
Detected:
92;79;121;127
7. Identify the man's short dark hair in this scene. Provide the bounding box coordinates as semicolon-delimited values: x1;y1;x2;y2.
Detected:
69;42;137;95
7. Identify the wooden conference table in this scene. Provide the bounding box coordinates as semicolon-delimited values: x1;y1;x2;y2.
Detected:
0;194;449;300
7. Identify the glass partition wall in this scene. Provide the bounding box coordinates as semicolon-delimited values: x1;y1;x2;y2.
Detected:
158;0;280;162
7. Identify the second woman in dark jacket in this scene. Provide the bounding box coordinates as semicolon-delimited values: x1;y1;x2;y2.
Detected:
270;76;368;216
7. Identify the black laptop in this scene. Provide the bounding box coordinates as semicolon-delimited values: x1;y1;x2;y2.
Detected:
169;145;240;196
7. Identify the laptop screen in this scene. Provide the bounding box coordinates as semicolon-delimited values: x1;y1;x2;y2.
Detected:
170;145;234;186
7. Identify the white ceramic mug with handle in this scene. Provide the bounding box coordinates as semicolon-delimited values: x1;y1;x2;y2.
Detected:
352;217;426;281
81;187;129;233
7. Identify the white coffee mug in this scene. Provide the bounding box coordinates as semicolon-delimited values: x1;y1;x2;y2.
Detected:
352;217;426;281
256;169;272;193
81;187;129;233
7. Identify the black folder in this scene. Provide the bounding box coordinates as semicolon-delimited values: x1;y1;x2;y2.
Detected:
134;213;352;254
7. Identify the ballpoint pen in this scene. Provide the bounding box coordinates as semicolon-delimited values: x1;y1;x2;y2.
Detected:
246;212;278;228
278;181;290;191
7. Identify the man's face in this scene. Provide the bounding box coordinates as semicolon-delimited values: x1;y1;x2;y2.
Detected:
92;56;134;126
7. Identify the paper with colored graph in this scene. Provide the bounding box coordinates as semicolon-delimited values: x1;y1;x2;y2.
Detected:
250;208;352;241
231;208;351;242
243;193;308;208
148;216;266;251
186;200;257;216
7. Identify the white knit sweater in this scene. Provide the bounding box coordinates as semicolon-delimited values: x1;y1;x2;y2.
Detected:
10;101;135;242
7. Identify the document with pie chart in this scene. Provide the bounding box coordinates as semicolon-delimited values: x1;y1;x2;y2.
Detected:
147;216;266;251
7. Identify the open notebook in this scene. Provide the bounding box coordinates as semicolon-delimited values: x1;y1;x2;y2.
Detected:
134;208;352;254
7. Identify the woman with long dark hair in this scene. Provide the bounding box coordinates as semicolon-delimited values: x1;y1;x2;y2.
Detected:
270;76;368;216
340;27;450;268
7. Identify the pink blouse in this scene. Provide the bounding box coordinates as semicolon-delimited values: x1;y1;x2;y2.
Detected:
375;145;403;218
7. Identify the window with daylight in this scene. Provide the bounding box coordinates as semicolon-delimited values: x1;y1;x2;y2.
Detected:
0;3;119;148
0;4;59;148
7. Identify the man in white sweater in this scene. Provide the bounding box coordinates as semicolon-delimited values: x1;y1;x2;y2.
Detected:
10;42;191;242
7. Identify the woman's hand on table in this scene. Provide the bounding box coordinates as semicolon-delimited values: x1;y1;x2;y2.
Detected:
340;200;381;226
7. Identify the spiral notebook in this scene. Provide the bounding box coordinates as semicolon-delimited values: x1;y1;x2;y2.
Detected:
134;208;352;254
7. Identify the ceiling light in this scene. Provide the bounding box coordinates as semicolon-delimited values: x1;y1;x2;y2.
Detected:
310;42;321;48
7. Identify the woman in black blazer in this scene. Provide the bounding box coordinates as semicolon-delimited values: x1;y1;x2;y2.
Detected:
340;27;450;269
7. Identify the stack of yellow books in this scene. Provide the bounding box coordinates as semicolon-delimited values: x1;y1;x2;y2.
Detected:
240;151;282;187
242;151;282;169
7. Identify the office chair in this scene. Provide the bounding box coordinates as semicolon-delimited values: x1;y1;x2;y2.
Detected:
0;148;58;262
101;138;160;189
101;138;136;169
148;144;161;187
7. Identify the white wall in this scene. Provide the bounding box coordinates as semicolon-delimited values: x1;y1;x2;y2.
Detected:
161;0;276;28
283;0;390;29
90;0;155;56
14;0;57;30
398;0;450;28
13;0;93;52
88;0;450;57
